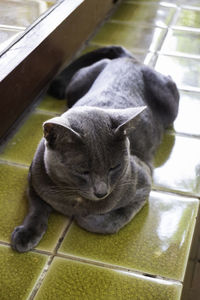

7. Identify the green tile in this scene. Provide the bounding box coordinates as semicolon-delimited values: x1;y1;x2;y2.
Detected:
0;164;69;252
38;95;67;114
92;22;166;52
0;164;28;243
35;257;182;300
0;244;47;300
155;55;200;91
0;112;52;165
58;191;198;281
176;8;200;28
174;91;200;137
111;2;175;27
154;134;200;196
161;29;200;56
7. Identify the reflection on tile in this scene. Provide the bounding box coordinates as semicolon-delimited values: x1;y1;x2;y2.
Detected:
111;2;175;27
176;8;200;28
0;0;49;28
174;91;200;137
92;22;166;52
153;133;176;168
0;245;47;300
181;1;200;8
0;27;22;52
35;257;182;300
59;191;198;281
161;29;200;56
131;0;177;2
38;95;67;114
0;112;52;166
154;134;200;196
155;55;200;90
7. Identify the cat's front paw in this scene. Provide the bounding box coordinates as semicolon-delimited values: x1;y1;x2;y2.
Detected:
11;225;42;253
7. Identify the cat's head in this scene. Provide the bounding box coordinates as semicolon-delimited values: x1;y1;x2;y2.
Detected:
43;106;145;201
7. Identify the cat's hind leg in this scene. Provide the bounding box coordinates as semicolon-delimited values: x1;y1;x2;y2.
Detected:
48;46;133;99
11;185;52;252
142;66;179;128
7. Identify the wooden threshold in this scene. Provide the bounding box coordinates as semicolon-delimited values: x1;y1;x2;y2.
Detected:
0;0;117;140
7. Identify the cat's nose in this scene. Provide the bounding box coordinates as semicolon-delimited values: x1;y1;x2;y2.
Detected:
94;191;107;199
94;181;108;199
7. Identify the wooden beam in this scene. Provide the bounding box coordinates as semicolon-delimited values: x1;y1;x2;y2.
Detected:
0;0;116;139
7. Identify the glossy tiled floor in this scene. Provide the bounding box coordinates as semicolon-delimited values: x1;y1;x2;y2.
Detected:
0;0;200;299
0;0;56;54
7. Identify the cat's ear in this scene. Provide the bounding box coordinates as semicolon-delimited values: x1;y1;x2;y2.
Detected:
43;117;81;148
112;106;146;136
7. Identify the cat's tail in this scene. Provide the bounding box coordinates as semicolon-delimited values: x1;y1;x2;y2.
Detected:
48;46;133;99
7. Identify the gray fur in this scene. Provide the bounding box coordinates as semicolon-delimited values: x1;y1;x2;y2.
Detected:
11;46;179;252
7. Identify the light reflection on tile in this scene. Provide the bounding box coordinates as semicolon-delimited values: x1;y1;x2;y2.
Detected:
59;191;198;281
176;8;200;28
155;55;200;90
154;134;200;196
111;2;175;27
161;29;200;56
92;22;166;52
0;27;22;52
0;0;56;54
0;0;50;28
174;91;200;136
0;27;21;43
181;1;200;7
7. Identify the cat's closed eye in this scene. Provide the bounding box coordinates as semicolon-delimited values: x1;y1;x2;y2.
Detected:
81;170;90;176
109;163;121;173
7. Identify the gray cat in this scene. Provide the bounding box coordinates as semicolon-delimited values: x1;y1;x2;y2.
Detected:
11;46;179;252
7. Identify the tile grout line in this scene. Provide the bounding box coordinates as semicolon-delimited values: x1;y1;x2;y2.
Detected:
155;2;180;57
157;50;200;60
53;217;74;253
35;108;62;117
166;129;200;140
53;252;183;285
28;255;55;300
27;218;74;300
0;159;29;169
152;186;200;201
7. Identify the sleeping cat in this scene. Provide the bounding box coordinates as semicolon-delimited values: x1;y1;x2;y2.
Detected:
11;46;179;252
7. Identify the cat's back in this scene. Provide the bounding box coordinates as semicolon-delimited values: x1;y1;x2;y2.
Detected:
73;57;145;110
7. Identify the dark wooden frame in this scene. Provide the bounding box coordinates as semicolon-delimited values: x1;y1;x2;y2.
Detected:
0;0;117;140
